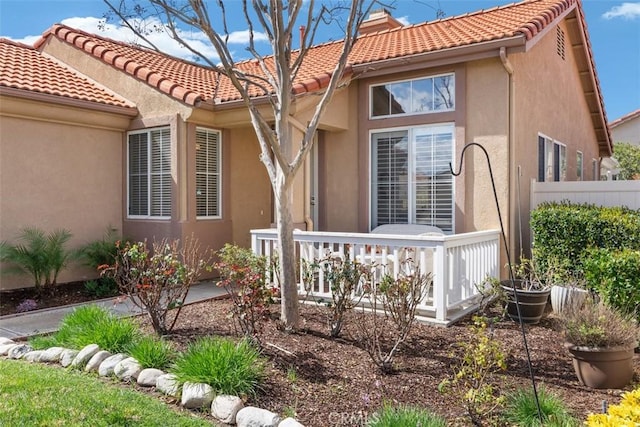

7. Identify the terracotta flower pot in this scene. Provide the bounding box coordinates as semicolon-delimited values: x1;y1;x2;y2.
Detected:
550;285;588;315
501;280;551;324
565;343;635;389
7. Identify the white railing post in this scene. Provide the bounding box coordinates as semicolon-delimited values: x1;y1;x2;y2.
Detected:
251;233;260;255
433;244;447;322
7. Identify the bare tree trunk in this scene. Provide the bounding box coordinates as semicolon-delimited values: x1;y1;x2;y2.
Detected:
274;168;299;330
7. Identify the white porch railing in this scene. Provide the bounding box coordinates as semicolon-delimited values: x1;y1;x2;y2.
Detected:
251;229;501;326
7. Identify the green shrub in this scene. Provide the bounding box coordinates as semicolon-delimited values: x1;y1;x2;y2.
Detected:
84;278;119;298
368;403;447;427
172;336;264;397
531;202;640;275
503;386;578;427
0;227;73;293
438;316;506;424
29;334;60;350
102;237;210;335
127;335;176;370
75;226;121;270
583;248;640;316
214;244;276;342
45;305;140;353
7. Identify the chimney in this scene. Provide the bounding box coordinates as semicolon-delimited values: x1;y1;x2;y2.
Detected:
358;8;404;35
300;25;306;48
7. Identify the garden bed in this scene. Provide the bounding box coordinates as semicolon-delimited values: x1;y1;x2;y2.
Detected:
134;298;634;426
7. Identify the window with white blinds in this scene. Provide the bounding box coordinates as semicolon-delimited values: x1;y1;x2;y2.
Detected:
195;128;221;218
127;127;171;218
371;124;454;233
538;135;567;182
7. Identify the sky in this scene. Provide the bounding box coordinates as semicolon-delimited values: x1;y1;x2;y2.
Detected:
0;0;638;122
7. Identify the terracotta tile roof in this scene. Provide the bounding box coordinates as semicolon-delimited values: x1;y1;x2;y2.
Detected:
0;38;135;109
610;109;640;128
34;0;580;105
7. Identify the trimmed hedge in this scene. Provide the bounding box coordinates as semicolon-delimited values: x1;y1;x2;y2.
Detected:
530;201;640;275
583;248;640;316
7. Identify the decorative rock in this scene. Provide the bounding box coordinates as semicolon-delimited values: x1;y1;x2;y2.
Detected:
236;407;281;427
85;350;112;372
211;395;244;424
60;349;79;367
39;347;66;363
181;382;214;409
137;368;165;387
0;337;15;345
278;418;305;427
98;353;128;377
156;373;180;396
8;344;33;359
71;344;100;368
114;357;142;381
0;343;18;356
23;350;45;362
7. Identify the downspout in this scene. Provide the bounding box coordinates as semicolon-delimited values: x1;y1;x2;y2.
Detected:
500;47;518;266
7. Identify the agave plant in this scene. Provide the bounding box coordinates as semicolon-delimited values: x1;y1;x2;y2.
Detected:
0;227;72;293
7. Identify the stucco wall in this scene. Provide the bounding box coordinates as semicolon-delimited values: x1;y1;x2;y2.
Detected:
0;98;126;290
464;59;510;234
228;127;272;247
611;117;640;145
510;18;602;251
321;85;361;231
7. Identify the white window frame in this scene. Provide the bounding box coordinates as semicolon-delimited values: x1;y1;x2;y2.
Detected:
195;127;222;220
576;151;583;181
369;123;455;233
127;127;172;219
369;72;455;119
538;134;566;182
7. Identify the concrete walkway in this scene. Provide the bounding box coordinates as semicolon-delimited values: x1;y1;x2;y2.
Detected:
0;281;228;340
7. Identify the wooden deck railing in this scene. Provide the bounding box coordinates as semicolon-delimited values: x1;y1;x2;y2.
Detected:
250;229;501;325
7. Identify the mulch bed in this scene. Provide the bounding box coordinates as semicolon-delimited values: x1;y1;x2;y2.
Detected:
2;284;635;426
0;281;102;316
142;299;635;426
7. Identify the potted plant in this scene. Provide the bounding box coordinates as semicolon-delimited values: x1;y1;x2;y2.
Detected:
562;299;639;389
500;258;552;324
549;273;589;315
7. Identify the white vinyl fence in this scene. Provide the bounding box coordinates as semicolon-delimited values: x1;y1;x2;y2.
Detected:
531;180;640;210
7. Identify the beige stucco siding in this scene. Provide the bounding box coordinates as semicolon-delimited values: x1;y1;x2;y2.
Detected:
0;98;126;290
510;18;602;250
228;127;272;247
463;59;510;234
320;85;360;231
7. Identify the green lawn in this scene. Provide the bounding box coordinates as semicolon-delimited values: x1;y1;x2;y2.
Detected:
0;359;211;427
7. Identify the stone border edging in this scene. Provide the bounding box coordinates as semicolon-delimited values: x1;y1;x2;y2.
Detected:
0;337;304;427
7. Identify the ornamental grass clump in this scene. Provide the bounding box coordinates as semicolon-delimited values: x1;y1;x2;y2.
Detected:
368;403;447;427
562;299;639;348
34;304;140;353
127;335;176;370
171;336;265;397
503;386;578;427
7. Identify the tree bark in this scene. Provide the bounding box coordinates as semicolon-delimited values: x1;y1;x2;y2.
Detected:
274;165;299;330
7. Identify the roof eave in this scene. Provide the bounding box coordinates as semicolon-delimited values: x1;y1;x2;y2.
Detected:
351;35;526;77
0;86;139;117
